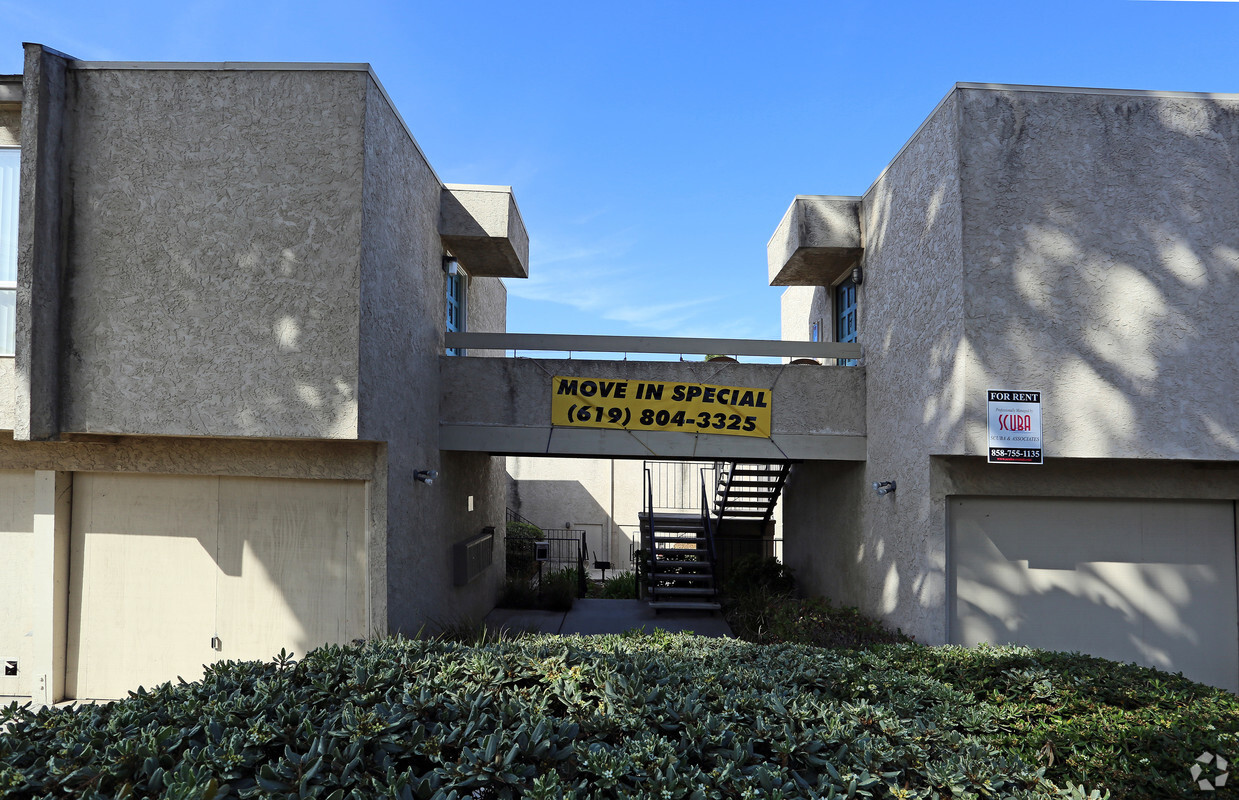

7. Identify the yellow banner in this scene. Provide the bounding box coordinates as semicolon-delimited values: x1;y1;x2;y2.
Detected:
551;377;772;438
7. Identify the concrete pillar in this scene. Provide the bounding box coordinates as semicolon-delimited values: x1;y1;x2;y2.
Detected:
30;470;70;705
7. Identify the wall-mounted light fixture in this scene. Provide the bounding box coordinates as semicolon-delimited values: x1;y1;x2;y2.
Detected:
415;470;439;486
872;480;896;496
851;265;864;286
443;256;459;275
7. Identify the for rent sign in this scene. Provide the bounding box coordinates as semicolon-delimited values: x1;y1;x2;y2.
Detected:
551;377;772;438
986;390;1043;464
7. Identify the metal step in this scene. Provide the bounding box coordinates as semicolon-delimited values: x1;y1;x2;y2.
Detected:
648;601;722;611
654;559;711;568
717;511;769;517
655;586;717;596
653;534;706;542
652;547;708;556
651;573;713;582
716;500;772;507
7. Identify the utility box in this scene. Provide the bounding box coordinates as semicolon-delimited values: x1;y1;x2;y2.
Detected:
453;527;495;586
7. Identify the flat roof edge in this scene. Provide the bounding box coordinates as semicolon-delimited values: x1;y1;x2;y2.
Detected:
67;60;374;72
954;81;1239;101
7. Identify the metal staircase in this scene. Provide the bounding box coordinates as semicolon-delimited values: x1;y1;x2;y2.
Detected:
640;465;721;611
713;462;789;532
639;461;791;612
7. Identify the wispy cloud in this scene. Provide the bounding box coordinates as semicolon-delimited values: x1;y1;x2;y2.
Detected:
508;233;747;337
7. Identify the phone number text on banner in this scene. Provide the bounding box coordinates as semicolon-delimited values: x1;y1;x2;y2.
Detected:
551;377;772;438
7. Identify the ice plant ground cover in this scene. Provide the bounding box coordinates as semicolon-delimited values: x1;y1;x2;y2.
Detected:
2;631;1236;799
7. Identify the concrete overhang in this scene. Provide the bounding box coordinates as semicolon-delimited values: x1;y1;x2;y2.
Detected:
439;184;529;279
0;76;22;108
440;357;866;461
767;195;863;286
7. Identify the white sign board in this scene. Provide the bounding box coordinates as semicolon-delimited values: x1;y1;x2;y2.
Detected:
987;390;1042;464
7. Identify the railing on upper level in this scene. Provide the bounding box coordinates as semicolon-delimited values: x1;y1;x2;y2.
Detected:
443;332;862;361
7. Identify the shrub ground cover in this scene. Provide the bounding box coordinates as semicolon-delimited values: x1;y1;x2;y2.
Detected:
7;632;1228;799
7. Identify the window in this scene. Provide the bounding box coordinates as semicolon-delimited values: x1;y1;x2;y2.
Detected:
445;259;466;356
0;148;16;357
834;277;857;366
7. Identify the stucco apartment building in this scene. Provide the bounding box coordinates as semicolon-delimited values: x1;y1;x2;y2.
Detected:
0;44;527;703
507;83;1239;693
3;41;1238;699
773;83;1239;693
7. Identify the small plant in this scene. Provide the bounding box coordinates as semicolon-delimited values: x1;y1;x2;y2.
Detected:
542;567;578;611
599;570;637;599
722;554;796;597
505;520;543;579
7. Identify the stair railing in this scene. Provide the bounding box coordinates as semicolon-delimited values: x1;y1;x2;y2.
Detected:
699;467;719;599
713;461;735;530
643;465;656;601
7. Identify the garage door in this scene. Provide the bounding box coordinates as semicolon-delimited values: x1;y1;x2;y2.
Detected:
67;473;367;699
0;471;34;698
949;497;1237;692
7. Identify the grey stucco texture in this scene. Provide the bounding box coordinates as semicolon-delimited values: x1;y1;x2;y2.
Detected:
958;88;1239;462
60;69;368;439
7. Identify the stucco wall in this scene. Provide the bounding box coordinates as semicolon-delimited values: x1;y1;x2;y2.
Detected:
357;80;504;633
59;67;366;439
0;359;14;431
780;90;964;643
779;286;828;356
507;456;646;569
466;276;507;356
0;432;379;479
0;108;17;145
958;88;1239;461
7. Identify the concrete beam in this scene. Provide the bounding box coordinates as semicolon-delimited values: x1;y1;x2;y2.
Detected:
440;184;529;279
445;332;861;360
767;195;863;286
440;357;866;461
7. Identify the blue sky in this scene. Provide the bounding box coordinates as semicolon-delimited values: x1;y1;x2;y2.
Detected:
3;0;1237;342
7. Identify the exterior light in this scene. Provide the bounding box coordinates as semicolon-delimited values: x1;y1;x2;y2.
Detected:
872;480;896;496
442;256;459;275
415;469;438;485
852;265;864;286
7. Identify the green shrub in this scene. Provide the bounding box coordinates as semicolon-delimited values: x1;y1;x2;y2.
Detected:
598;570;636;599
505;521;543;579
497;568;577;612
722;554;796;597
11;635;1214;798
726;590;911;650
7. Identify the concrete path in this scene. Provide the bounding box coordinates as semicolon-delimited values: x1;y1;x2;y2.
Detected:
485;598;733;637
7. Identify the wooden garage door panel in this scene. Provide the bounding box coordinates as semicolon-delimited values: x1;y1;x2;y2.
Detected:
68;474;219;699
950;497;1238;692
0;471;35;697
215;477;367;663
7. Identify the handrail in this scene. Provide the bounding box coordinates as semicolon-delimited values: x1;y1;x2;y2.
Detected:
649;463;659;601
445;331;862;360
699;467;718;598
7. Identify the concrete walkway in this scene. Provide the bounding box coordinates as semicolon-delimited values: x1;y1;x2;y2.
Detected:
485;598;733;637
